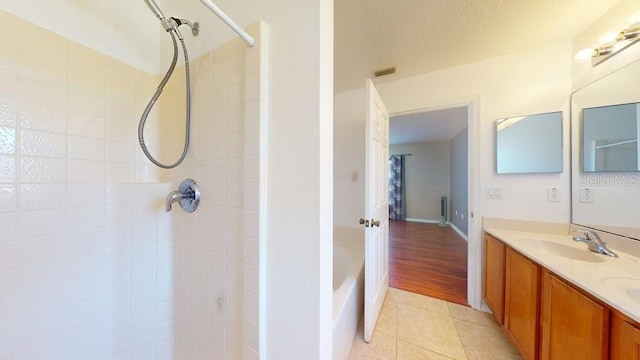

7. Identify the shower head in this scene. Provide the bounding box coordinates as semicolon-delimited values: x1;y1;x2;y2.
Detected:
144;0;166;20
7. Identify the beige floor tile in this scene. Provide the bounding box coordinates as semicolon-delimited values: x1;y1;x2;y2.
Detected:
387;287;451;316
397;341;455;360
349;324;397;360
376;299;398;337
454;319;521;360
447;302;501;330
397;305;467;359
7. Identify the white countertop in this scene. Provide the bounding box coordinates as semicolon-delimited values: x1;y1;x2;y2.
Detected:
484;228;640;323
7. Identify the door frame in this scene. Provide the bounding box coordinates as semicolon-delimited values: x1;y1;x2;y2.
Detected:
388;96;483;309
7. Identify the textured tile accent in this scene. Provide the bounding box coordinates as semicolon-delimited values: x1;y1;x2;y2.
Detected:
0;126;16;154
0;155;16;183
1;10;264;360
20;130;66;157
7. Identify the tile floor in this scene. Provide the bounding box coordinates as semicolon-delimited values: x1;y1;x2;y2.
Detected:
349;288;522;360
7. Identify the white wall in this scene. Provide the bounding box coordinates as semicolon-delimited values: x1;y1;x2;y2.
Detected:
161;0;335;358
450;127;468;235
0;0;161;73
334;40;572;229
334;89;366;228
155;23;266;359
572;0;640;90
390;142;451;221
334;40;572;309
379;42;572;224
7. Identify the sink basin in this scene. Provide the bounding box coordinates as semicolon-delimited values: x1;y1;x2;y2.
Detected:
601;277;640;305
525;239;605;263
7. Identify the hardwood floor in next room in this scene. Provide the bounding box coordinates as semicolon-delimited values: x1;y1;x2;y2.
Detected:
389;220;468;305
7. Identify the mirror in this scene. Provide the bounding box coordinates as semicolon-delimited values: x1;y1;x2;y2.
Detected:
582;102;640;172
496;111;563;174
571;59;640;240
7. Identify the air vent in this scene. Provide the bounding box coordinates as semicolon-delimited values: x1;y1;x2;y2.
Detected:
374;66;396;77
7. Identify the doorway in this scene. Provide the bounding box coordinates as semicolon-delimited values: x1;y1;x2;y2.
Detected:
388;106;470;305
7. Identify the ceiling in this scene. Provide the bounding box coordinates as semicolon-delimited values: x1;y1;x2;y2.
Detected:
334;0;620;93
390;106;468;145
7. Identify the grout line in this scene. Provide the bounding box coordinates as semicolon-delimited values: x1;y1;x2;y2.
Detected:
451;317;470;360
395;299;398;360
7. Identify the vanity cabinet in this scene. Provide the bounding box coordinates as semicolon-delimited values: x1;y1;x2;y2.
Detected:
611;312;640;360
504;248;540;360
483;234;505;324
540;270;609;360
482;232;639;360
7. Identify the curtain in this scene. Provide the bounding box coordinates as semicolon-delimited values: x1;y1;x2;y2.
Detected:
389;155;406;221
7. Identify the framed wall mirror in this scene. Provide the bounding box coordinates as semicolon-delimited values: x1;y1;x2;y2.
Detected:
582;102;640;172
571;59;640;240
496;111;563;174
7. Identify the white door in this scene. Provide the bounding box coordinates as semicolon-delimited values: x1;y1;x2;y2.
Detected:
363;79;390;343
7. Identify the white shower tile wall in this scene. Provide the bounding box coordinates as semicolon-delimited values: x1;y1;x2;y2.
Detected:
0;11;173;360
166;22;264;360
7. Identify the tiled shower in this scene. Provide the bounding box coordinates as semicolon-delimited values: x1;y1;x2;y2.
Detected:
0;9;264;360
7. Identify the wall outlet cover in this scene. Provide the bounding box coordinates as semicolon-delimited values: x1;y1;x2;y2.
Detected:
547;187;560;202
580;188;594;203
486;185;503;199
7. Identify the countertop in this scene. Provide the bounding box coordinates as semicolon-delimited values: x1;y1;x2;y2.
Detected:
484;228;640;323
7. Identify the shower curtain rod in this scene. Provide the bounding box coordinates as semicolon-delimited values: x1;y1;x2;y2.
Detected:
199;0;255;46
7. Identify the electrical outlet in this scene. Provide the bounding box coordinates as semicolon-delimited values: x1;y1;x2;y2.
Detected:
580;188;594;203
547;187;560;202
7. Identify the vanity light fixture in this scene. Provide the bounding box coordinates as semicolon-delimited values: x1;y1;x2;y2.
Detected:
592;22;640;65
616;23;640;40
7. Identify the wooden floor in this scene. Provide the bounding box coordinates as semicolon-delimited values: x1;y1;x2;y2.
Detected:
389;220;468;305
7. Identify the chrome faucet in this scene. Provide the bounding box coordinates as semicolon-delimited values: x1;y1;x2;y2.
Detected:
166;179;200;213
572;230;618;257
165;190;187;212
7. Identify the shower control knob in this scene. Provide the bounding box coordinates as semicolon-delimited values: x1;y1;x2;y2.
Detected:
359;218;370;227
371;219;380;227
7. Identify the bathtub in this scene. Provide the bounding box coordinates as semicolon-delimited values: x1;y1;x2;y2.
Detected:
333;227;365;360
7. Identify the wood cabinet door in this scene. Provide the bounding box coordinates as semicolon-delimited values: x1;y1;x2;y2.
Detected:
483;234;505;324
504;248;540;360
540;271;609;360
611;312;640;360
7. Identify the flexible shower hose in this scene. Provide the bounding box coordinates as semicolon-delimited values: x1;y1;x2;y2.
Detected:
138;29;191;169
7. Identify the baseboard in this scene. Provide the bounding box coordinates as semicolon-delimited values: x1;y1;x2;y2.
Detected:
405;218;440;224
405;218;469;241
450;223;468;242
